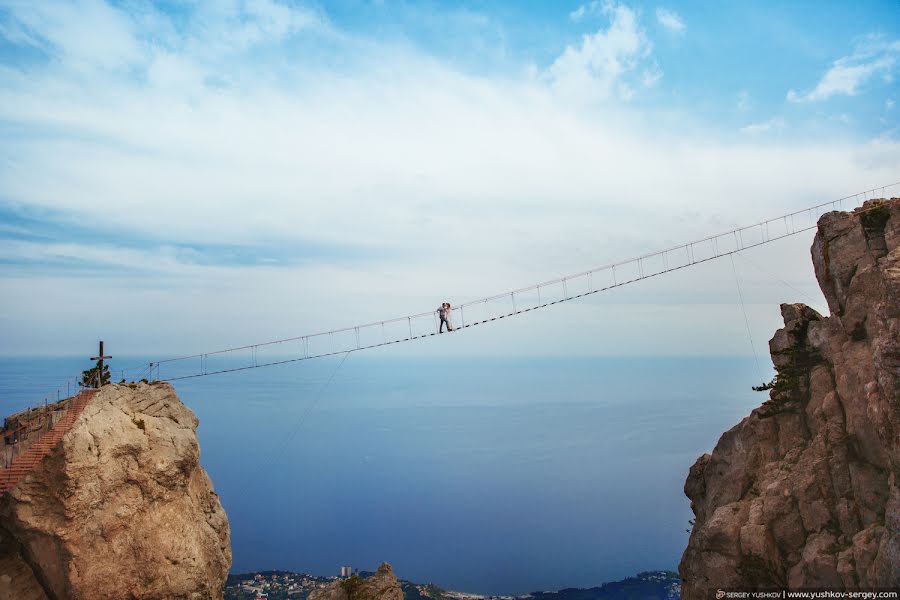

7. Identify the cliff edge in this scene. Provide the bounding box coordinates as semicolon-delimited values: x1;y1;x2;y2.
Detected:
0;382;231;600
680;198;900;596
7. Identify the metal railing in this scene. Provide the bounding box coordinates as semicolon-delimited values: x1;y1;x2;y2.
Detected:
0;389;95;495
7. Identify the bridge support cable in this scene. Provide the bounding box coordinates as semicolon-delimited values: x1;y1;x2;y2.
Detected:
734;253;825;313
260;351;353;483
147;183;900;382
730;254;765;386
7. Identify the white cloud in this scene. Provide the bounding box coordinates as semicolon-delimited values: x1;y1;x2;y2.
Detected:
787;36;899;102
189;0;323;53
547;2;654;100
0;0;325;76
0;2;898;357
641;65;662;88
740;117;785;135
0;0;142;70
655;8;685;35
569;1;603;22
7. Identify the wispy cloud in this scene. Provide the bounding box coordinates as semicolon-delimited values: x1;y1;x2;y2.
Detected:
547;2;655;100
655;8;685;35
787;36;899;102
0;0;142;70
0;0;325;75
569;1;603;22
569;4;587;22
740;117;785;135
0;1;898;356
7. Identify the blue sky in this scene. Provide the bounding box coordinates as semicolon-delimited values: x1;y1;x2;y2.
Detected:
0;0;898;358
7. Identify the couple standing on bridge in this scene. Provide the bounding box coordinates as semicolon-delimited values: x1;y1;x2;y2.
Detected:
437;302;455;333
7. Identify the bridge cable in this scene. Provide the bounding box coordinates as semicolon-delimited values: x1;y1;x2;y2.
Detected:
730;254;765;386
734;253;825;313
264;350;353;476
146;181;900;382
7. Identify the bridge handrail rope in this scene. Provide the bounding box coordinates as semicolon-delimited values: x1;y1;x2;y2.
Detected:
5;373;82;422
7;352;157;428
2;369;98;431
145;182;899;381
2;368;111;482
1;387;80;445
0;389;96;496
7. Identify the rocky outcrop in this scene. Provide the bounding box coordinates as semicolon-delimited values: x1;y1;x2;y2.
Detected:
680;199;900;596
0;382;231;600
309;563;404;600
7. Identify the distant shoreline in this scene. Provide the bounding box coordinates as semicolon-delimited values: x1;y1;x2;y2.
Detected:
224;569;680;600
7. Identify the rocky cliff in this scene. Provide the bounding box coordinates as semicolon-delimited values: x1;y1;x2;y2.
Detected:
680;198;900;596
308;563;404;600
0;382;231;600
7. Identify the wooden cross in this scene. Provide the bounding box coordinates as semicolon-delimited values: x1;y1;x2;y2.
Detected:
90;340;112;388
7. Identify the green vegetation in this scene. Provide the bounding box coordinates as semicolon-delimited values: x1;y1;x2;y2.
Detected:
401;581;450;600
341;575;365;596
81;360;111;388
860;201;890;232
752;343;822;396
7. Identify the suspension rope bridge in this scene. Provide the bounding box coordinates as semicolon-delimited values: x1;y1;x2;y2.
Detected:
143;182;899;382
1;182;898;497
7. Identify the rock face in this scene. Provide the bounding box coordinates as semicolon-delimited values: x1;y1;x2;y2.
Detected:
308;563;404;600
680;199;900;596
0;382;231;600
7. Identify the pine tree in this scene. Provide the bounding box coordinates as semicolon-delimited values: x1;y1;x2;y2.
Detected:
81;360;111;388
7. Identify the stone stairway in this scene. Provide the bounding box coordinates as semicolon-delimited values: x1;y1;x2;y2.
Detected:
0;389;96;496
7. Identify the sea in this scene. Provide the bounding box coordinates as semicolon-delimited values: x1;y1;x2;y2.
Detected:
0;355;767;595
